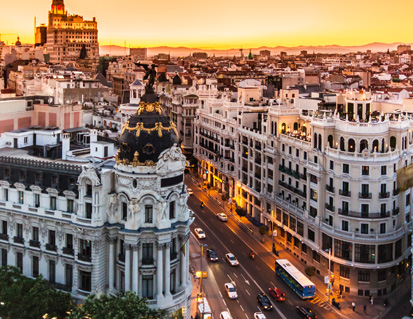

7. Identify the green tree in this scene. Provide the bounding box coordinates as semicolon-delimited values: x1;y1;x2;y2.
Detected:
69;291;168;319
305;266;316;278
258;226;267;236
0;266;72;319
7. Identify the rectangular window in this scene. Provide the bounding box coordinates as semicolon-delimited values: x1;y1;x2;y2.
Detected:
142;243;153;263
297;221;304;236
32;256;39;277
169;201;175;219
49;230;56;246
50;197;56;210
378;243;393;263
67;199;74;213
378;269;386;282
16;252;23;272
4;189;8;201
381;165;387;175
122;202;127;220
310;189;318;201
1;248;7;267
406;194;411;207
65;264;73;288
18;191;24;204
303;152;307;160
354;244;375;263
66;233;73;249
360;223;368;234
362;166;369;175
334;239;352;261
313;251;320;263
79;239;92;257
309;206;317;218
342;220;349;231
358;270;370;282
34;194;40;208
49;260;56;283
145;205;153;223
340;266;350;279
343;164;349;174
308;229;315;242
79;271;91;292
330;160;334;170
16;223;23;238
85;203;92;218
301;243;307;254
2;220;7;235
32;227;39;241
142;275;154;299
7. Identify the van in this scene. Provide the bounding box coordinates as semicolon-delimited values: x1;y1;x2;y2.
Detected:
220;311;233;319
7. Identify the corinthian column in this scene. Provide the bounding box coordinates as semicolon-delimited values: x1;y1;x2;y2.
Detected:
157;243;164;299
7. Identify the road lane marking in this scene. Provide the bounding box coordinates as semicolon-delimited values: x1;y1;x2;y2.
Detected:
240;305;244;311
219;291;223;297
255;266;260;271
245;314;249;319
245;289;250;296
233;273;238;278
241;274;247;281
230;239;235;244
287;300;293;305
223;300;227;306
270;281;276;287
227;274;233;282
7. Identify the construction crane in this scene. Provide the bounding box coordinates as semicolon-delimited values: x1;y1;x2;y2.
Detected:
0;33;18;42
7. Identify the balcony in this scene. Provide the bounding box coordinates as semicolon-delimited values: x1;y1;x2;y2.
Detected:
29;240;41;248
326;185;335;193
393;189;400;196
392;207;400;215
339;189;351;197
13;236;24;244
46;243;57;251
379;192;390;199
300;173;307;180
78;253;92;262
325;203;335;212
63;247;74;255
0;233;8;241
359;192;372;199
338;209;390;219
142;258;154;265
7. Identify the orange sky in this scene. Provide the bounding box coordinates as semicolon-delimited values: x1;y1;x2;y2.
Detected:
1;0;412;49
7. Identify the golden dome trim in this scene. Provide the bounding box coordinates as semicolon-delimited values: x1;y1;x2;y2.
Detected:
136;101;162;115
121;121;178;138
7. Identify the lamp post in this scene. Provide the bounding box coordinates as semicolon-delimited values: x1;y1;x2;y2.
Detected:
325;248;332;302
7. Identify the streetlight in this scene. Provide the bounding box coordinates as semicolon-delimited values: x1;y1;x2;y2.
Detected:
325;248;332;302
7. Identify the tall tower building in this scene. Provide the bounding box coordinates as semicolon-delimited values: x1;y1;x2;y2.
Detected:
46;0;99;63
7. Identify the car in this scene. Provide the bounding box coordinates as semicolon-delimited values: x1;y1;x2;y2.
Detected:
187;188;193;195
257;293;273;310
219;311;232;319
268;287;285;301
217;212;228;221
253;313;267;319
225;253;239;266
194;228;206;239
206;249;218;262
296;306;317;319
224;283;238;299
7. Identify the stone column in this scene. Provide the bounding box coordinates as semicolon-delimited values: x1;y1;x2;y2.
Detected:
125;244;131;291
185;241;190;285
132;244;139;293
180;236;187;289
164;243;171;297
108;238;116;292
157;243;163;298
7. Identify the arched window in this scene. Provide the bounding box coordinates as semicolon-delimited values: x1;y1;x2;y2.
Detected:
274;122;277;136
328;135;333;148
372;139;379;152
301;126;307;134
281;123;286;134
348;139;355;153
381;139;385;153
360;139;368;153
314;133;318;149
390;136;396;150
293;122;298;131
340;137;345;151
318;134;322;151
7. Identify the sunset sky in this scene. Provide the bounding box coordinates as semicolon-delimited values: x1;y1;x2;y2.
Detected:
1;0;412;49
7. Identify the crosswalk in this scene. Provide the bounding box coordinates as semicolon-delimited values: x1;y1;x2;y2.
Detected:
310;296;332;311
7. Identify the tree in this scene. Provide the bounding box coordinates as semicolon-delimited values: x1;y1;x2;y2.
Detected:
305;266;316;279
235;207;247;217
0;266;72;319
258;226;267;236
68;291;168;319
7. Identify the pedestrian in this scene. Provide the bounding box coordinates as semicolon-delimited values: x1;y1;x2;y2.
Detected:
369;294;372;302
363;304;366;313
371;297;374;305
352;302;356;311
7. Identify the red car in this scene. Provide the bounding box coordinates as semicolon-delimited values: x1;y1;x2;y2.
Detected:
268;287;285;301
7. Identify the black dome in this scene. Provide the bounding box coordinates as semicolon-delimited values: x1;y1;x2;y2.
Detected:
116;93;179;166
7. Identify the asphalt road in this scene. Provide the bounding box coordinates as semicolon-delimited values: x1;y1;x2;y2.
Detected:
186;177;341;319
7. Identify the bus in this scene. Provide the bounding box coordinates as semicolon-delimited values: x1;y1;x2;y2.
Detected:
275;259;316;299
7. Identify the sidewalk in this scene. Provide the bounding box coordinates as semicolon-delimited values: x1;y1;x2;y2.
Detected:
187;173;410;319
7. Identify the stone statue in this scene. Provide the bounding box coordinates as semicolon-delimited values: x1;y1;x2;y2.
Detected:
157;200;167;223
128;200;140;221
108;194;118;216
134;62;158;94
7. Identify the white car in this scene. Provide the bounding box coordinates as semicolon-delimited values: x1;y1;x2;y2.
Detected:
254;312;267;319
217;212;228;222
187;188;193;195
225;253;239;266
194;228;206;239
224;283;238;299
220;311;233;319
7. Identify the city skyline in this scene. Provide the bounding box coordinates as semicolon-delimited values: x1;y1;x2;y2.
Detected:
1;0;412;49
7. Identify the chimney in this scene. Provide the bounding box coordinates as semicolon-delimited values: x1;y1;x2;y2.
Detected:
90;129;98;143
62;133;70;160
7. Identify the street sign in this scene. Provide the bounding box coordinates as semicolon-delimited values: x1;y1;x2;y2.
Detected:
272;230;277;237
324;276;330;284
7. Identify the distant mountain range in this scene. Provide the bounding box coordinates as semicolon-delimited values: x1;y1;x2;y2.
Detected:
99;42;412;57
